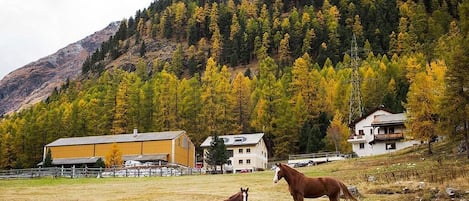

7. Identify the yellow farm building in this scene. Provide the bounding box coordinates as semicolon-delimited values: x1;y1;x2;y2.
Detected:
42;130;195;168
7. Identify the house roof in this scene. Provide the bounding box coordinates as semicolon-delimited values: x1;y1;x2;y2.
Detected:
46;131;186;147
349;107;395;127
371;113;406;126
200;133;264;147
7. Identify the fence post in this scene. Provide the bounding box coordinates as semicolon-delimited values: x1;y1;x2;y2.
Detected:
72;165;75;179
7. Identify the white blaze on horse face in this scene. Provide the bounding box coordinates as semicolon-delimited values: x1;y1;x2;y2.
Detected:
242;191;247;201
273;166;280;183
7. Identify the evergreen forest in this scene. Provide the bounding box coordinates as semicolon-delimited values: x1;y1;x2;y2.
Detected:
1;0;469;168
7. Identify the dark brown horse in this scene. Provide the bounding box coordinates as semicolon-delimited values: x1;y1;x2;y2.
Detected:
273;163;357;201
224;187;248;201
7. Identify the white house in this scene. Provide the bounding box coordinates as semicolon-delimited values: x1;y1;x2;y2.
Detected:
200;133;268;173
348;108;420;157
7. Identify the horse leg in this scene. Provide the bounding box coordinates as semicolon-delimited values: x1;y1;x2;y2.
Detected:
295;194;304;201
290;193;303;201
328;192;339;201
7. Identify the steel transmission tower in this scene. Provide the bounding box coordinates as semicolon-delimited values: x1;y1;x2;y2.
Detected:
348;34;363;124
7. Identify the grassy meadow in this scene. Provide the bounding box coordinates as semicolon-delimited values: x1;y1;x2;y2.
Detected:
0;140;468;201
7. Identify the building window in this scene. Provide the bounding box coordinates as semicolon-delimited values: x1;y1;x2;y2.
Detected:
358;130;364;135
239;159;243;164
246;159;251;164
234;137;247;145
386;143;396;150
239;149;243;154
246;148;251;153
370;129;373;135
227;150;233;157
389;127;395;134
359;143;365;149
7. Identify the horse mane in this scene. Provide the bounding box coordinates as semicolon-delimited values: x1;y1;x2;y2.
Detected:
227;192;241;200
279;163;305;176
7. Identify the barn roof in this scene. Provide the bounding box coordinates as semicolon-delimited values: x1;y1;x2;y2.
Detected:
46;131;186;147
200;133;264;147
39;154;169;166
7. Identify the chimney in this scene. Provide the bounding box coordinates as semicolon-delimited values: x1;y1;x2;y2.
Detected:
133;128;138;137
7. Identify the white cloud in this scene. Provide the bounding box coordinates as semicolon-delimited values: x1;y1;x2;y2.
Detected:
0;0;153;80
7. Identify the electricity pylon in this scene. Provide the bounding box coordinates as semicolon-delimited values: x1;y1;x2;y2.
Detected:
348;34;363;124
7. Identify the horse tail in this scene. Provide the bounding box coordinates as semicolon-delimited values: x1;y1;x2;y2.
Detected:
339;181;358;201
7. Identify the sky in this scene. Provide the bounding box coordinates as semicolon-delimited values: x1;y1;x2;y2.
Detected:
0;0;154;80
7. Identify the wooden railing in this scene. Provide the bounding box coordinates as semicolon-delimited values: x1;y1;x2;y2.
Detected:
373;133;404;141
288;151;344;160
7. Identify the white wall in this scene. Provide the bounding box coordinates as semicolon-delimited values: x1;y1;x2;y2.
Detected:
352;110;392;157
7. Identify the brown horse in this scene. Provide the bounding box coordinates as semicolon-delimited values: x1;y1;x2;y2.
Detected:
273;163;357;201
224;187;248;201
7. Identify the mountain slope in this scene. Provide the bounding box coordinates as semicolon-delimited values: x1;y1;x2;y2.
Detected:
0;22;120;116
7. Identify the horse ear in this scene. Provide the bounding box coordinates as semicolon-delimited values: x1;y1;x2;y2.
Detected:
240;187;243;191
246;188;249;192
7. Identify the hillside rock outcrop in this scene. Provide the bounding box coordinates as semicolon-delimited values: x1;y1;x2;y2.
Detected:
0;22;120;115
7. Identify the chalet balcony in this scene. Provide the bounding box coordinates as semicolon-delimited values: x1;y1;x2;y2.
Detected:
373;133;404;141
347;134;366;143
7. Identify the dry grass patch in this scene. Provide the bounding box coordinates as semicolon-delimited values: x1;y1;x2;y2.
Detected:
0;140;468;200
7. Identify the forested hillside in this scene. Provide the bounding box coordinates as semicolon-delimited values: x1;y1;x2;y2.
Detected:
1;0;469;168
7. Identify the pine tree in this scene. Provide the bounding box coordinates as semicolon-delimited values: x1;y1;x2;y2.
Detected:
278;33;291;69
200;58;220;139
440;35;469;159
204;135;229;173
43;149;53;167
232;72;252;133
251;57;282;157
0;133;16;169
140;41;146;57
112;73;132;134
179;76;203;145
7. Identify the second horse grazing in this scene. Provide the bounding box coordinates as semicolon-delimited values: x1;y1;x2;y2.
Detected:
224;187;249;201
273;163;358;201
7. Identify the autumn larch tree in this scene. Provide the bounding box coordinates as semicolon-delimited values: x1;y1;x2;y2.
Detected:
105;142;123;168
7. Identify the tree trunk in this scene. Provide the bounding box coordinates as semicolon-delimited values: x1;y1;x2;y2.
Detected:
427;139;432;155
465;120;469;159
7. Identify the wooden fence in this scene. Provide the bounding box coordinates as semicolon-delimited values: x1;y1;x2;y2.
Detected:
0;166;203;179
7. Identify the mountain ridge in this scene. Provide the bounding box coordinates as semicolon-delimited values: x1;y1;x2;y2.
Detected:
0;22;120;116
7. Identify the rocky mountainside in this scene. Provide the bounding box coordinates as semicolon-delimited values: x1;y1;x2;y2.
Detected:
0;22;120;116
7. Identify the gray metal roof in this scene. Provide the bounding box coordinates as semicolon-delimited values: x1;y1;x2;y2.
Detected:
47;154;169;166
371;113;405;126
200;133;264;147
46;131;186;147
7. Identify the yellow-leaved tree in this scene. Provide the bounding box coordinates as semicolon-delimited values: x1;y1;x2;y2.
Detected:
326;110;351;153
405;61;446;154
105;142;123;168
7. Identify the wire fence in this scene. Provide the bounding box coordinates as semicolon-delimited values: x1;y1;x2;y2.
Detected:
0;166;203;179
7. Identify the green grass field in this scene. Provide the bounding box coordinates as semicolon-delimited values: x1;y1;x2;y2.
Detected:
1;140;468;201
